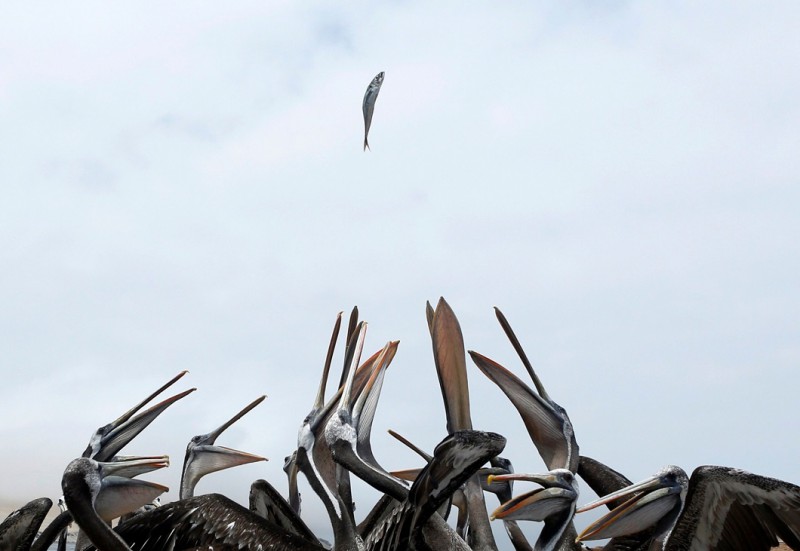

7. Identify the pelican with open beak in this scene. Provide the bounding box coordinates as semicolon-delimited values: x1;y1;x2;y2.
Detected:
84;371;195;461
575;465;800;549
490;470;579;551
180;395;267;499
575;465;687;545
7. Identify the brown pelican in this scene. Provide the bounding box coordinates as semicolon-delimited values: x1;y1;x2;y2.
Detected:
286;309;380;513
322;343;508;551
299;321;432;549
471;308;658;551
489;469;579;551
576;464;800;550
427;297;499;551
470;308;578;474
327;338;405;500
73;457;170;550
34;369;191;551
0;497;52;550
321;317;505;548
284;310;346;515
180;395;267;499
62;457;172;551
486;461;660;551
362;430;507;550
386;428;529;549
362;71;384;151
291;321;371;549
468;307;580;550
91;457;170;521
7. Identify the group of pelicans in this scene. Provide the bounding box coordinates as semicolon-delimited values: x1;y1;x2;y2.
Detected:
3;298;800;550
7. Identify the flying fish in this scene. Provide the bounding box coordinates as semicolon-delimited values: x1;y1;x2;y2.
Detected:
362;71;384;151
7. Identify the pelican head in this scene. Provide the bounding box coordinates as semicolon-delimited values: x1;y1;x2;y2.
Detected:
575;464;688;543
489;469;579;551
180;396;267;499
490;469;579;522
83;371;193;461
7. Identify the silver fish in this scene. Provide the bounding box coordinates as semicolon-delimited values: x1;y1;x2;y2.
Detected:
362;71;384;151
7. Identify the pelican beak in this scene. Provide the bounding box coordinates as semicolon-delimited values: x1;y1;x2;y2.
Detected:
182;445;266;498
491;488;575;522
95;387;196;461
429;298;472;433
83;371;190;460
100;457;170;478
575;475;683;542
100;455;170;478
390;467;422;482
489;473;577;522
352;340;398;429
487;472;561;487
479;466;512;494
202;395;266;446
188;445;266;475
312;312;343;411
95;476;169;522
576;474;664;514
470;350;578;473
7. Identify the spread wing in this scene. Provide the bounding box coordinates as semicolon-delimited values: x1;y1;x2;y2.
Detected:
672;466;800;551
249;479;319;545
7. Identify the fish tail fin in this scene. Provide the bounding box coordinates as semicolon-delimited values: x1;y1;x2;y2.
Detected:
363;138;370;151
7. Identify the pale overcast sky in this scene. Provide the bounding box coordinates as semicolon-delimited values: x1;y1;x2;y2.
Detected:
1;2;799;548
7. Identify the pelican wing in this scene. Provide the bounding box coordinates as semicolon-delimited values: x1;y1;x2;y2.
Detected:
249;479;319;545
361;431;505;550
673;466;800;550
409;430;506;531
0;498;52;551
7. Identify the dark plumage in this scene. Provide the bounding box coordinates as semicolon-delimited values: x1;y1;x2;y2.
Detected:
0;497;52;551
577;464;800;550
